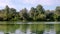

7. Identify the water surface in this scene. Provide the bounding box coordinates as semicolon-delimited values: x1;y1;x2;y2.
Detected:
0;22;60;34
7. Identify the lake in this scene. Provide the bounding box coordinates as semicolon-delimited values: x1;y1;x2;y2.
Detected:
0;22;60;34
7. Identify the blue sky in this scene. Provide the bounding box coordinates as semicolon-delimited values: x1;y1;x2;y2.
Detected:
0;0;60;11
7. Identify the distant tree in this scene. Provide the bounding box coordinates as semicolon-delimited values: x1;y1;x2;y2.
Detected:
0;4;60;21
3;5;10;20
0;10;4;20
36;13;46;21
56;6;60;13
3;5;17;21
5;5;9;13
54;6;60;21
45;10;55;21
29;7;38;21
9;8;17;20
36;4;45;14
19;8;29;21
4;5;18;21
35;5;46;21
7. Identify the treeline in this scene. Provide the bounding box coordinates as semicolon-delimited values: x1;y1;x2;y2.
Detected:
0;4;60;21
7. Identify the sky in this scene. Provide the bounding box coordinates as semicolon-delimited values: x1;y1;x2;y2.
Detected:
0;0;60;11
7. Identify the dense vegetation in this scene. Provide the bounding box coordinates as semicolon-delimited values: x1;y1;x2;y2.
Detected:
0;4;60;21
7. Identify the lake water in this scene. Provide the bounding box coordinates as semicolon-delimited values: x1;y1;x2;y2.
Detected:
0;22;60;34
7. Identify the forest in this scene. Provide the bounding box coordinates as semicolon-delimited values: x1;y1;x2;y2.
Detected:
0;4;60;21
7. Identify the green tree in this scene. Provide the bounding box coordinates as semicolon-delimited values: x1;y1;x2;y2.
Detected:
3;5;17;21
54;6;60;21
36;4;45;14
4;5;18;21
19;8;29;21
9;8;17;20
29;7;38;21
3;5;10;20
0;10;4;20
36;5;46;21
36;13;46;21
45;10;55;21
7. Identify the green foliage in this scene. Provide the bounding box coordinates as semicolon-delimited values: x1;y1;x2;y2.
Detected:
36;4;45;14
0;5;60;21
19;8;29;21
29;7;38;21
37;14;46;21
55;6;60;21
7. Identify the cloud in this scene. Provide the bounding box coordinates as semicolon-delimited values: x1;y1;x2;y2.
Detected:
38;0;53;6
0;0;60;10
19;0;60;6
0;0;10;7
0;0;16;9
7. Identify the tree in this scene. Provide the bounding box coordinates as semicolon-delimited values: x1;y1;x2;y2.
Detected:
45;10;55;21
29;7;38;21
35;5;46;21
3;5;10;20
36;4;45;14
9;8;17;20
19;8;29;21
36;13;46;21
0;10;4;20
3;5;17;21
0;4;60;21
56;6;60;13
54;6;60;21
